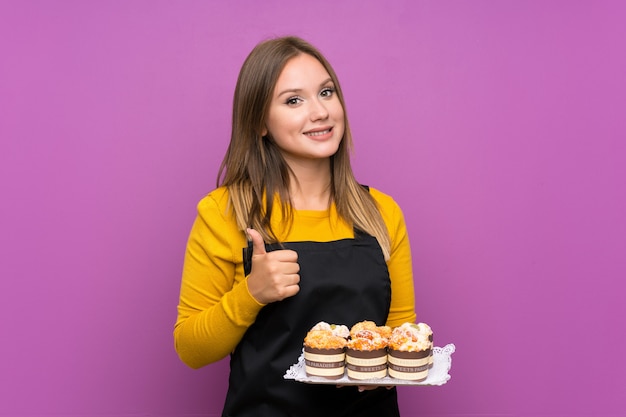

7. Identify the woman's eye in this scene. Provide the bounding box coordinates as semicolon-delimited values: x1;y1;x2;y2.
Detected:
320;87;335;98
286;96;302;106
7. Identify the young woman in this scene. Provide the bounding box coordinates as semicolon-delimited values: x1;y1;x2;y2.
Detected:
174;36;416;417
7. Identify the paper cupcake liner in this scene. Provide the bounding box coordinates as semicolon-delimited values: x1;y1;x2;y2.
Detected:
303;346;346;379
346;348;388;380
388;348;431;381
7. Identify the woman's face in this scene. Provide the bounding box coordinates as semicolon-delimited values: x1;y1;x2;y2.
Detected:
263;54;345;166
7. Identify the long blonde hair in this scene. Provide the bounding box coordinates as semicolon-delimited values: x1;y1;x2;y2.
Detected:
217;36;391;259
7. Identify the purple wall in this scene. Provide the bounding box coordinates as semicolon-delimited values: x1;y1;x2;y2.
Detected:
1;1;624;416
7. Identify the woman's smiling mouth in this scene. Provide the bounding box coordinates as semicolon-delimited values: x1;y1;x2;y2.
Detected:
304;127;333;137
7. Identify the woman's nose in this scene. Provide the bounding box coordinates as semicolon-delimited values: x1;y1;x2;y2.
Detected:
309;98;329;121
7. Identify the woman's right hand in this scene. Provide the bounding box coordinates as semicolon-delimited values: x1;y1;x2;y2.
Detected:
245;228;300;304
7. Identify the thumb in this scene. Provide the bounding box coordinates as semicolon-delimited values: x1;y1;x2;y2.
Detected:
246;228;267;255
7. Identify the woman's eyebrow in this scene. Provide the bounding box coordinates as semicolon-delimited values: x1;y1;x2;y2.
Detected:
277;88;303;98
276;78;334;98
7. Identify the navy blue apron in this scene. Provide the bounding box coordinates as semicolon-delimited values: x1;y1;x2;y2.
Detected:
222;229;400;417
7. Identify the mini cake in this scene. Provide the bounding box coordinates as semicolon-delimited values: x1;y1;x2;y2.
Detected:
423;323;434;368
412;322;434;368
346;321;390;380
387;322;433;381
303;322;349;379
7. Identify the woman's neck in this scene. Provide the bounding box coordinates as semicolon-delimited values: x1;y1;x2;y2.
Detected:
287;159;332;211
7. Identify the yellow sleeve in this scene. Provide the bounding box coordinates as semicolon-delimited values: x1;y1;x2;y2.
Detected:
370;188;417;327
173;189;264;369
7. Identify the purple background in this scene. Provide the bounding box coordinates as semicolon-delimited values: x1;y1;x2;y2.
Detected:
1;1;625;416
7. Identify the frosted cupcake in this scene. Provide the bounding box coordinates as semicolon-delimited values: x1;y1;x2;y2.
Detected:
413;322;434;368
303;322;349;379
421;323;434;368
387;322;433;381
346;321;390;380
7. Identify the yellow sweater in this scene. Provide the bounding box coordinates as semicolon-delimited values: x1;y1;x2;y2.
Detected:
174;186;416;369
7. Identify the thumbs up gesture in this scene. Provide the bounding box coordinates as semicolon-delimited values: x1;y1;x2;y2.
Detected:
246;228;300;304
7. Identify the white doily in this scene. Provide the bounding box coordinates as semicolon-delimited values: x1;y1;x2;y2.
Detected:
284;343;455;386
